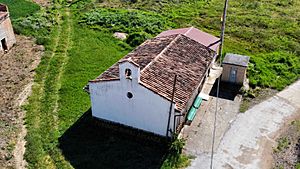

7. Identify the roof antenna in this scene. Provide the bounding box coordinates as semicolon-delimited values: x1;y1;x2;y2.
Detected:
210;0;229;169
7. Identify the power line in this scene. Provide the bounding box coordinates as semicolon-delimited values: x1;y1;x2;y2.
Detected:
210;0;229;168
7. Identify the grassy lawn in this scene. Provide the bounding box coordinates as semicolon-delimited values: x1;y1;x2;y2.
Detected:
0;0;40;19
57;26;131;133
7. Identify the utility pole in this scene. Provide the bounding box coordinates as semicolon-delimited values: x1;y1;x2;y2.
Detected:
218;0;229;61
210;0;229;169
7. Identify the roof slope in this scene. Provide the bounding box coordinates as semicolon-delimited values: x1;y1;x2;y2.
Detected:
157;27;220;52
91;33;215;111
223;53;250;67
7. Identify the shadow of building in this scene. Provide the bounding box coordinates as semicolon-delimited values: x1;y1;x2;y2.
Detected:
59;109;169;169
209;81;242;100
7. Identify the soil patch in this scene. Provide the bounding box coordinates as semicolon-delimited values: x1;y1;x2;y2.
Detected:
240;88;278;113
0;35;43;168
32;0;51;7
272;115;300;169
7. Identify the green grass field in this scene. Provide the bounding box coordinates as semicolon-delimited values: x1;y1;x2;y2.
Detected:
0;0;39;19
98;0;300;90
3;0;300;168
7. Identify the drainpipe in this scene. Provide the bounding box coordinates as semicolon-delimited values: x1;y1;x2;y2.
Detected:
166;74;177;138
173;113;184;135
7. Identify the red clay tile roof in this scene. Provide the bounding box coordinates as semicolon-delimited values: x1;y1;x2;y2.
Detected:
157;27;220;52
90;33;216;111
93;35;177;81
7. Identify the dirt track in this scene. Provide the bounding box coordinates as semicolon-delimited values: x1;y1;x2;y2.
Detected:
0;35;43;168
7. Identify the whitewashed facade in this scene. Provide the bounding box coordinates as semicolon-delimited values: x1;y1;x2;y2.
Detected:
89;61;176;137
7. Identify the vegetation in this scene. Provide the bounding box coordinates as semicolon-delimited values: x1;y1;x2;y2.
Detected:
161;138;191;169
57;26;131;133
296;163;300;169
0;0;40;20
98;0;300;90
248;52;300;90
80;8;174;46
21;2;134;168
274;137;290;153
14;10;58;44
80;8;174;34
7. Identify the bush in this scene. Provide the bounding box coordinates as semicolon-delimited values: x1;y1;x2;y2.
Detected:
79;8;174;35
126;32;151;46
274;137;290;153
36;36;49;45
161;137;190;169
14;10;57;42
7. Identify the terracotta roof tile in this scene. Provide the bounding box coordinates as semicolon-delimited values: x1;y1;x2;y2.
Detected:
140;35;214;110
90;31;216;111
93;35;176;81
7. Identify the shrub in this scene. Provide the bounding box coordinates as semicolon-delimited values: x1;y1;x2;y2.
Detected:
14;10;57;42
79;8;174;35
126;32;151;46
274;137;290;153
36;36;49;45
161;137;190;169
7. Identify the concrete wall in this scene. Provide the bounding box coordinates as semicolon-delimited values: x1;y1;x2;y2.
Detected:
221;64;246;84
89;62;176;137
0;15;16;54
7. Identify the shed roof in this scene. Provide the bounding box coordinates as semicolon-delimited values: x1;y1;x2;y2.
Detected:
157;27;220;52
0;4;8;23
90;31;216;111
223;53;250;67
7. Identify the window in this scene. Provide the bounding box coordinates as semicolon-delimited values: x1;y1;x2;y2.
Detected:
127;92;133;99
125;68;132;79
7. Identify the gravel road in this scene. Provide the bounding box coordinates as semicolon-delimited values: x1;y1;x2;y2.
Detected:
188;80;300;169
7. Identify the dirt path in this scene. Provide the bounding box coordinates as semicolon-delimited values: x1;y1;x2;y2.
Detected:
22;6;73;167
13;82;33;169
0;35;43;168
187;80;300;169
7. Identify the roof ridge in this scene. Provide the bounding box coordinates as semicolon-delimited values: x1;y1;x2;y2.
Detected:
140;34;181;73
184;27;194;36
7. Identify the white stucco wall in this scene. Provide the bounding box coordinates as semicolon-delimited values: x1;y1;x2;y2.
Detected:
89;62;176;137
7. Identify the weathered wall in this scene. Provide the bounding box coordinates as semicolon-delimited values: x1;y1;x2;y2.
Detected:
0;16;16;54
89;62;176;137
221;64;246;84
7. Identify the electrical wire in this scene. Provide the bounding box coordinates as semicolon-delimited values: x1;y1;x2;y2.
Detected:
210;0;229;168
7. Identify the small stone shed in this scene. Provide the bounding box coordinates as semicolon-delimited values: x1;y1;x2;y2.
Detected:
221;53;250;84
0;4;16;54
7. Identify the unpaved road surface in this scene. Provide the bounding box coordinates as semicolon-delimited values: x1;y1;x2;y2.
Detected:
183;91;242;155
187;80;300;169
0;35;43;168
